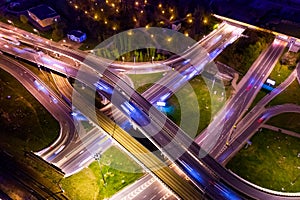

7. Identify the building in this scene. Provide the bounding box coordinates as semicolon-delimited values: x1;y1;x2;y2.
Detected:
288;38;300;52
67;30;87;43
28;4;60;28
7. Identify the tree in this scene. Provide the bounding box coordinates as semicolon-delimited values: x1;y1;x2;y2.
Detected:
20;15;28;24
139;51;143;62
52;29;64;41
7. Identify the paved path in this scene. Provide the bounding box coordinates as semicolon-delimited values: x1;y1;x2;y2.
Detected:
261;124;300;138
231;72;239;95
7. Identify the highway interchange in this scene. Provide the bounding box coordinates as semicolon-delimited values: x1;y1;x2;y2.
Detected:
1;19;300;199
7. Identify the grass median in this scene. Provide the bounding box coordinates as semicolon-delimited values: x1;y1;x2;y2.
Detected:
216;29;274;76
269;80;300;106
166;75;229;138
128;72;164;93
0;68;59;154
62;145;144;200
0;68;62;198
267;113;300;133
227;129;300;192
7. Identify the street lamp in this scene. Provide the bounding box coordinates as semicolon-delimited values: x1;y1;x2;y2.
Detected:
7;20;15;27
33;28;40;36
7;20;16;30
94;152;106;186
211;77;216;90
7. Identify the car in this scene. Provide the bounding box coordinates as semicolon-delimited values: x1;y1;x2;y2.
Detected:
257;116;266;123
246;84;252;91
50;95;58;104
246;79;255;91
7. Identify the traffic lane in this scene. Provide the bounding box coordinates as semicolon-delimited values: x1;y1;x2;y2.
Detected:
218;103;300;164
0;22;239;198
3;21;294;198
110;175;154;200
130;181;175;200
69;136;111;168
62;138;112;176
51;73;73;101
196;43;272;144
216;70;297;160
111;175;175;200
198;39;286;155
0;55;76;156
142;56;210;103
297;62;300;84
218;41;286;142
202;59;275;152
0;42;81;79
0;59;79;162
50;127;101;163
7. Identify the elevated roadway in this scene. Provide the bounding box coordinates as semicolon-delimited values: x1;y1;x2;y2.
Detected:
1;24;300;199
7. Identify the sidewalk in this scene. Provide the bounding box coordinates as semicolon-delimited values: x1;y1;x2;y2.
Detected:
261;124;300;138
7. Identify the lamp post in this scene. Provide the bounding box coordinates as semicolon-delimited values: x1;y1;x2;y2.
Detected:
211;77;216;90
33;28;40;36
94;152;106;186
7;20;16;30
7;20;15;27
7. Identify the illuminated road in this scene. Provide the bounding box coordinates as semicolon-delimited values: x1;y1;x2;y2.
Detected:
217;65;298;164
102;22;245;135
51;72;73;104
71;88;203;199
0;152;67;200
196;39;288;158
219;104;300;168
1;23;300;199
110;175;175;200
45;73;115;176
48;22;243;198
0;54;76;156
0;55;72;199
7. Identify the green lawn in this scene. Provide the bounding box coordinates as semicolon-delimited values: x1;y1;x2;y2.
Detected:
267;113;300;133
81;121;95;132
0;69;59;154
128;72;164;93
19;61;61;94
62;146;144;200
248;90;268;111
0;68;63;197
72;79;106;109
216;29;274;76
269;80;300;106
268;61;294;86
0;15;53;40
166;75;228;138
227;129;300;192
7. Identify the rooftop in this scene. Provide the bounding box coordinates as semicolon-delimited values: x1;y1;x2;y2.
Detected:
28;4;58;20
68;30;86;37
